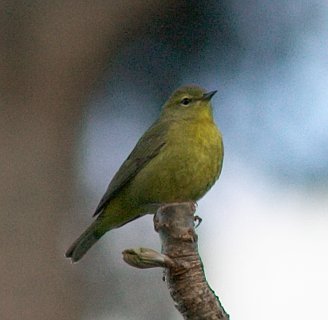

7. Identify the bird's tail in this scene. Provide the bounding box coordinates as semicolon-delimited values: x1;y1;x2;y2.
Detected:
65;220;105;263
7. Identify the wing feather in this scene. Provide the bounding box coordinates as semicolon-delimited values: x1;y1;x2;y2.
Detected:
93;118;168;216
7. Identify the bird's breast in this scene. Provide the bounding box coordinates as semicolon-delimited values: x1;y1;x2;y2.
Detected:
131;118;223;205
165;119;223;198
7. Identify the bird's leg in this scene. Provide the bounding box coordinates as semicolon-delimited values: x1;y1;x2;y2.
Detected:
190;201;197;213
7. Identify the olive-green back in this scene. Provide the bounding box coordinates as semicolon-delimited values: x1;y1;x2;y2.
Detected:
93;118;168;216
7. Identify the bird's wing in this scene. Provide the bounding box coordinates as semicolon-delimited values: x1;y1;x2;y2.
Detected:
93;118;168;216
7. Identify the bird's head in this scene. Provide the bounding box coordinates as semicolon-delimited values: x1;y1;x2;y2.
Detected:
162;85;217;120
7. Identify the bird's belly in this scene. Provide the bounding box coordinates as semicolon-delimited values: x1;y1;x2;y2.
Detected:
129;136;222;206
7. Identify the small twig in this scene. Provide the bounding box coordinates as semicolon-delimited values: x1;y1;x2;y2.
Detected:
122;202;229;320
122;247;175;269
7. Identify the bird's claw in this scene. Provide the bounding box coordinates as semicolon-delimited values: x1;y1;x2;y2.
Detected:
194;215;202;228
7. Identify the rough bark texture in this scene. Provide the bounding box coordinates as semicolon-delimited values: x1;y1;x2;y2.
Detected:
155;203;229;320
123;203;229;320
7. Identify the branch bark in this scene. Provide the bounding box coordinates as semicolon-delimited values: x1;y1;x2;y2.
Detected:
123;202;229;320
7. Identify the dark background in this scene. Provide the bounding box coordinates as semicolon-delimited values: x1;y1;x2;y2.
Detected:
1;1;327;319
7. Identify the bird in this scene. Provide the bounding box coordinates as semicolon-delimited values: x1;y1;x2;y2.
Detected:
65;85;224;262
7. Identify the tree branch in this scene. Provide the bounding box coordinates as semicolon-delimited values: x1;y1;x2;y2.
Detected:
122;202;229;320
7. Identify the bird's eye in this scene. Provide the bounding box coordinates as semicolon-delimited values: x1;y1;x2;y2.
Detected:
181;98;191;105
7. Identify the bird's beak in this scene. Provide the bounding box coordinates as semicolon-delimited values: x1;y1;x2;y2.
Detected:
202;90;217;101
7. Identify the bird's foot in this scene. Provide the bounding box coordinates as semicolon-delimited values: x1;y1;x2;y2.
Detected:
194;215;202;228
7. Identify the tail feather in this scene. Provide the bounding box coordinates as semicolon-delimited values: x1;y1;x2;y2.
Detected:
65;222;104;263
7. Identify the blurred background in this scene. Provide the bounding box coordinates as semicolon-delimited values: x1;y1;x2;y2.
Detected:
1;1;328;319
